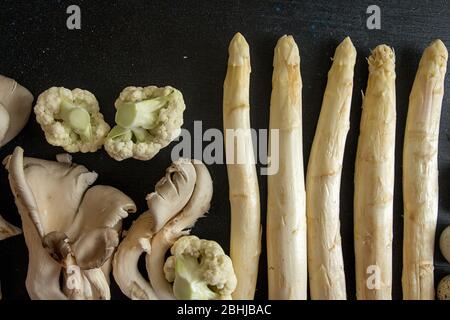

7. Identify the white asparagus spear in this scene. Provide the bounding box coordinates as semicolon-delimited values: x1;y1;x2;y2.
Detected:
306;37;356;300
267;35;306;300
402;39;448;300
223;32;261;300
354;44;396;300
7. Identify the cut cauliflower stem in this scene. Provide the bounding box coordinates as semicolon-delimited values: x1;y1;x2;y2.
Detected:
104;86;185;161
35;87;110;153
163;235;237;300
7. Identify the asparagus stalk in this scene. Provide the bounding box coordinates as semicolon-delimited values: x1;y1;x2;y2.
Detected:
223;33;261;300
306;37;356;300
354;44;396;300
402;39;448;300
267;35;306;300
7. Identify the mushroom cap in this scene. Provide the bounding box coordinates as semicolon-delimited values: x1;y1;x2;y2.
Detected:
0;75;33;147
0;104;10;143
440;226;450;263
145;158;196;232
437;275;450;300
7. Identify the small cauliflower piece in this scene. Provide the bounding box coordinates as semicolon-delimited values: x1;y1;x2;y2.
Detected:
163;235;237;300
34;87;110;153
104;86;185;161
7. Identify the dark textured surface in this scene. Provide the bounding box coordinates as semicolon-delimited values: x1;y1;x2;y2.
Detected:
0;0;449;300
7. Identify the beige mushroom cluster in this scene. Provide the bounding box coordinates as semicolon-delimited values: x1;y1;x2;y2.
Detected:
3;147;136;300
112;158;215;300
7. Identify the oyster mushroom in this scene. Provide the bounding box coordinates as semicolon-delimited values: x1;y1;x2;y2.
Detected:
0;74;33;147
3;147;136;300
0;76;32;296
112;159;212;300
0;214;21;299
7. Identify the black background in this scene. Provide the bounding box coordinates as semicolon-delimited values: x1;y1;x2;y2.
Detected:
0;0;449;300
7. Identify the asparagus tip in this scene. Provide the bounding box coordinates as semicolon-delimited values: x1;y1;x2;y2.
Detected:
274;35;300;66
426;39;448;61
334;36;356;62
228;32;250;67
368;44;395;72
429;39;447;50
417;39;448;83
340;37;355;51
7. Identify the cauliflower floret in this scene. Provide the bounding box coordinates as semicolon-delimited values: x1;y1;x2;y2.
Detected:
163;235;237;300
104;85;185;161
34;87;110;153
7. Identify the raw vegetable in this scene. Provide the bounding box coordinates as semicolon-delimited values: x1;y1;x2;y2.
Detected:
163;235;237;300
34;87;110;153
0;214;21;241
354;44;396;300
223;32;261;300
148;160;213;299
113;159;197;300
0;78;30;294
267;35;306;300
306;37;356;300
112;159;213;300
440;226;450;263
104;86;185;161
402;39;448;300
113;211;159;300
437;275;450;300
55;153;73;164
3;147;136;300
0;74;33;147
0;213;21;300
0;105;8;145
